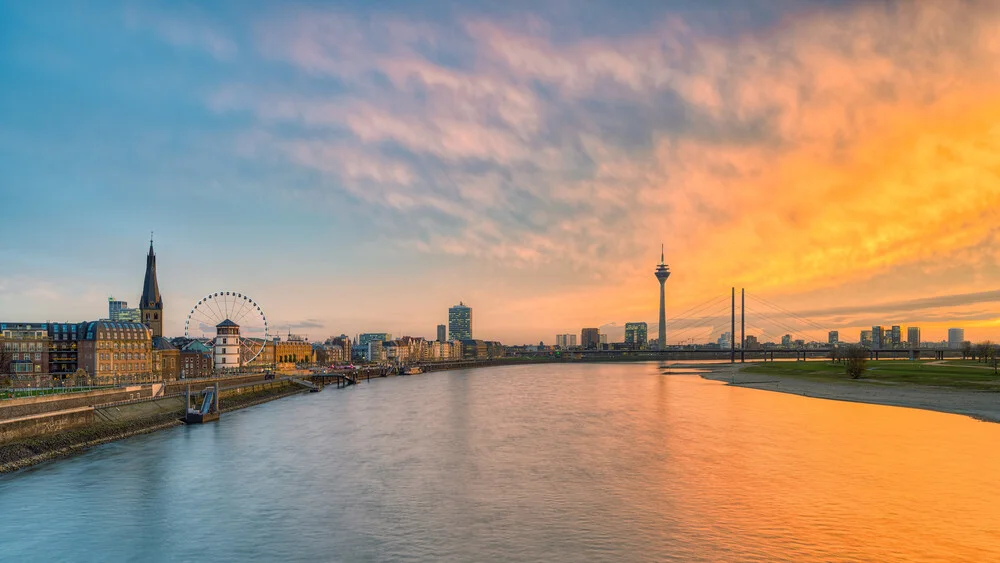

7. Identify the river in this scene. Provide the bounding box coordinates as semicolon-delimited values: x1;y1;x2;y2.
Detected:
2;363;999;562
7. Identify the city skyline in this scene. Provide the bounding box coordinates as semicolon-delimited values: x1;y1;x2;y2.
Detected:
3;1;1000;343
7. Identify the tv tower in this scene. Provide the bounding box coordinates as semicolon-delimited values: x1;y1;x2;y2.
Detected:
654;244;671;349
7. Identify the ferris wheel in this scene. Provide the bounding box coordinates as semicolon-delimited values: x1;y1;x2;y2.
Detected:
184;291;268;364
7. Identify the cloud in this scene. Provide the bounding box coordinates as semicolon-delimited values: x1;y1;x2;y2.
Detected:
204;1;1000;341
125;6;237;61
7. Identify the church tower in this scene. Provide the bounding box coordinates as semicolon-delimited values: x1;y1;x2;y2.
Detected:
140;236;164;338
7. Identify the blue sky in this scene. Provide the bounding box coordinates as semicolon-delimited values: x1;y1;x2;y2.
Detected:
3;0;1000;344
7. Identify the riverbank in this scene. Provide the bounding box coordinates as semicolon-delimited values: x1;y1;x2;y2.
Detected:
0;379;309;474
693;362;1000;423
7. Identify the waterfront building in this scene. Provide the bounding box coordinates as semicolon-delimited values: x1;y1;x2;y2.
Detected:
428;340;455;360
384;341;403;362
828;331;839;345
437;324;447;343
179;340;213;379
358;333;392;347
324;335;352;363
276;335;313;364
599;334;608;347
246;338;276;368
624;322;648;350
581;328;600;350
77;321;152;378
0;322;50;375
152;337;180;380
366;340;385;362
398;336;429;361
872;326;883;349
47;322;83;378
948;328;965;349
449;302;472;340
861;330;873;347
781;334;792;348
744;335;760;349
654;244;671;349
139;239;164;339
907;327;921;348
214;320;241;371
460;340;503;360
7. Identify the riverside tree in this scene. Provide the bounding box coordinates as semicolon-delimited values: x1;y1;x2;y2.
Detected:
843;345;868;379
976;341;994;364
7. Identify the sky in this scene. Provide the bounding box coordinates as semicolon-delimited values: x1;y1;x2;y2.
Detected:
2;0;1000;345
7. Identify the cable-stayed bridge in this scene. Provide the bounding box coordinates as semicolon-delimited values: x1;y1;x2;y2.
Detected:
579;288;956;362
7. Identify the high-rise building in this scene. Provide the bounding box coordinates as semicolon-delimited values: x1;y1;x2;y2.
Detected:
781;334;792;348
718;332;732;349
744;335;760;349
581;328;600;350
109;297;127;320
828;331;839;345
436;324;447;343
654;245;671;349
140;238;164;339
890;326;901;348
599;334;608;347
556;334;578;348
448;302;472;341
948;328;965;349
871;326;883;349
861;330;873;347
907;327;921;348
624;322;648;349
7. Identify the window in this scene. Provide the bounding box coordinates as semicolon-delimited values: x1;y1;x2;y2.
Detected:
222;357;226;364
223;338;228;344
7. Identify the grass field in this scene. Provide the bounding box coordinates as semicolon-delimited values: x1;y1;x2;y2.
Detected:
742;360;1000;390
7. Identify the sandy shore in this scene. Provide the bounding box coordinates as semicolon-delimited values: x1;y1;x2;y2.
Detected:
694;363;1000;423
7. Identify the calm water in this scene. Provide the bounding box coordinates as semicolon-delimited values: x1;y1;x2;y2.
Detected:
2;363;1000;562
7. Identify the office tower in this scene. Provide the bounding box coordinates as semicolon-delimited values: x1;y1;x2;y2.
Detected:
448;302;472;340
624;322;648;349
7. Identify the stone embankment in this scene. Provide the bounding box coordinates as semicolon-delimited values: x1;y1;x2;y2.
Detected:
0;378;307;474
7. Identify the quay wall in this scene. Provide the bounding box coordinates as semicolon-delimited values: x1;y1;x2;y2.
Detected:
0;407;96;444
0;386;148;421
0;379;306;474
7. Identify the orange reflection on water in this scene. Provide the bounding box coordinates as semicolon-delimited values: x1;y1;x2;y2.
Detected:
642;372;1000;561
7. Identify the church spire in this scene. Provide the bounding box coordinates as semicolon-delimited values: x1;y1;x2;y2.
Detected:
141;239;161;309
140;236;164;338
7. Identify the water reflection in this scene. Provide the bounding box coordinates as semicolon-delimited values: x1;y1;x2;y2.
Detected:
2;363;999;562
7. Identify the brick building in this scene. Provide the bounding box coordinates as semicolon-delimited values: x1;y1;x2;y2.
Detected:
78;321;152;378
0;322;50;376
